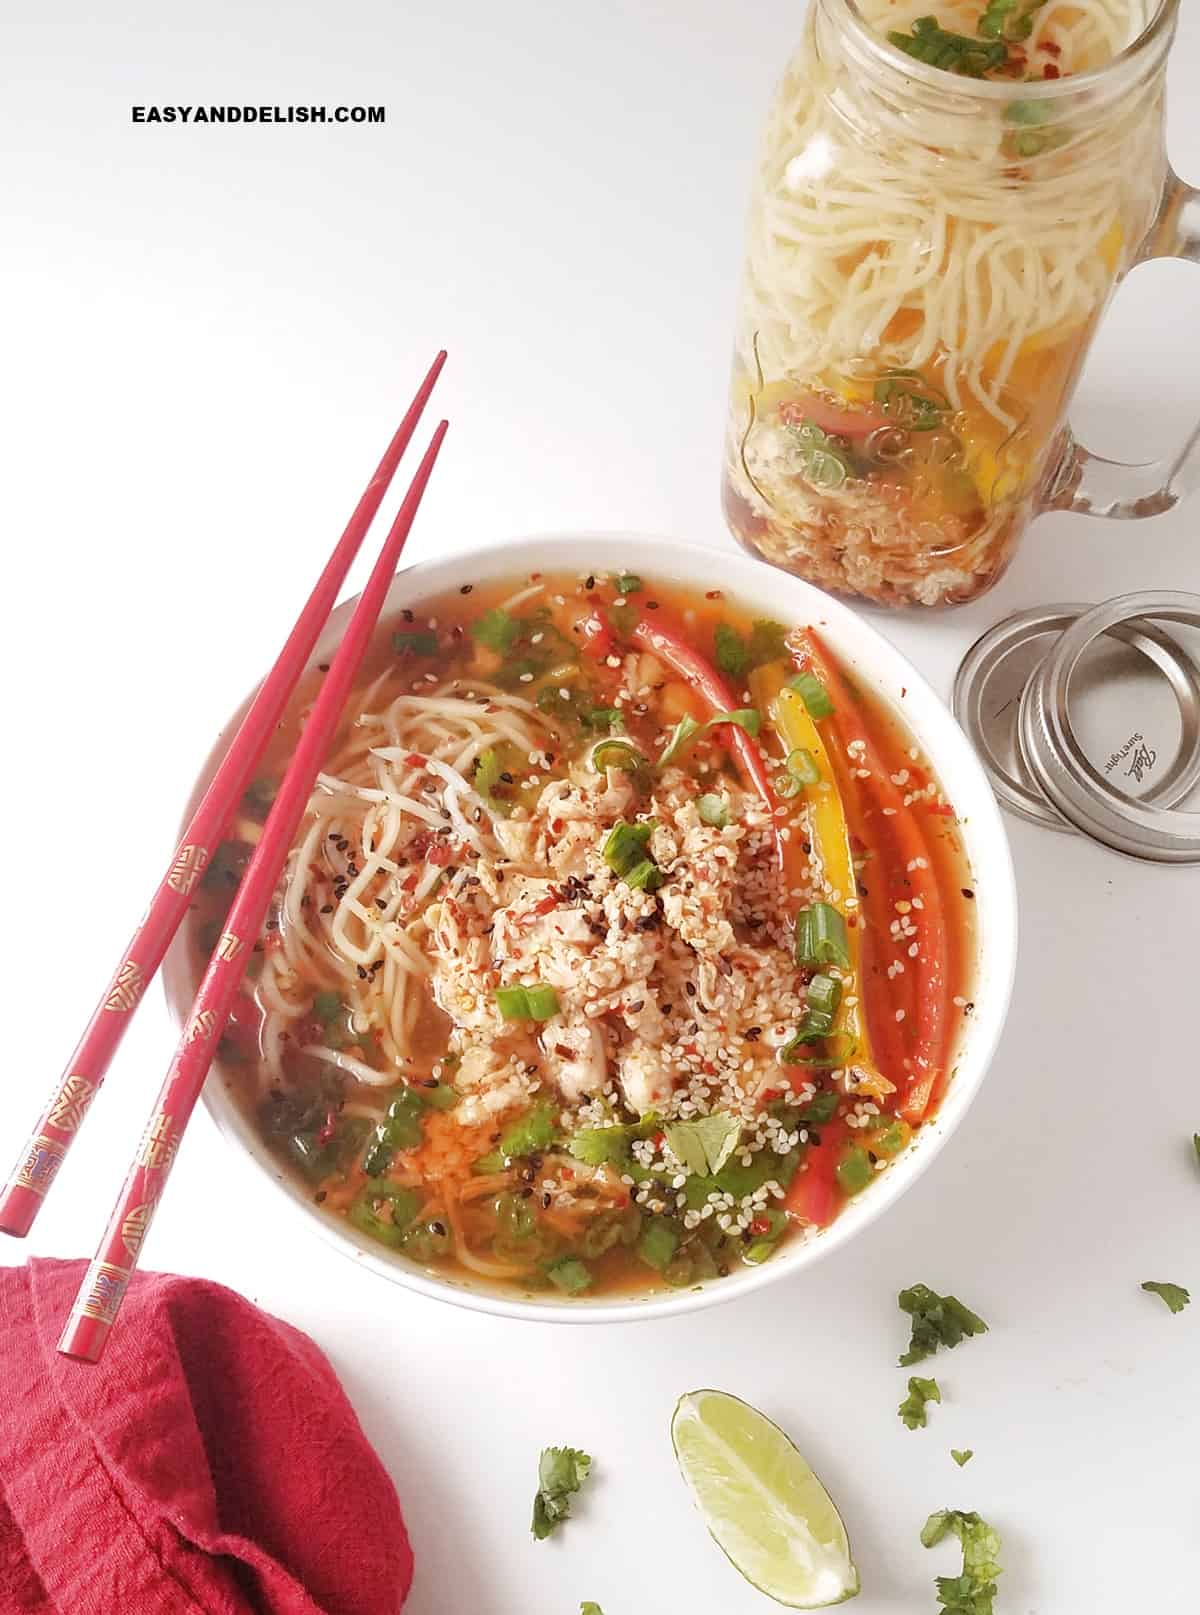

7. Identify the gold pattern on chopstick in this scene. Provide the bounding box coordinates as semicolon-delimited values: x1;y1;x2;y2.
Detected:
184;1008;218;1045
120;1203;155;1259
103;959;146;1013
13;1135;66;1196
71;1260;131;1327
47;1073;98;1134
215;931;244;962
136;1110;181;1172
166;843;209;894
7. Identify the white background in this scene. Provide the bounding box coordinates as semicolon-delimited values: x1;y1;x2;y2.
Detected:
3;4;1199;1612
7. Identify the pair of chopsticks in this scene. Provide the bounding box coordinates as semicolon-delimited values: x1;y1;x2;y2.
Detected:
0;353;449;1363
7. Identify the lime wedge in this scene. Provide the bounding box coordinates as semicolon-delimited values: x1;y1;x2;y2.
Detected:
671;1389;860;1608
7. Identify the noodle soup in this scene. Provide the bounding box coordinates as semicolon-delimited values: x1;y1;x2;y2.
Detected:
724;0;1165;605
190;572;975;1298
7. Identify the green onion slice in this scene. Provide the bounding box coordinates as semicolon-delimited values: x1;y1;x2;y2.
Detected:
495;983;561;1021
786;673;834;719
786;747;821;786
590;739;646;775
794;903;850;969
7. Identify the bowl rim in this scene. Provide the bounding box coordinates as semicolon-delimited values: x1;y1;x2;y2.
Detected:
166;530;1018;1324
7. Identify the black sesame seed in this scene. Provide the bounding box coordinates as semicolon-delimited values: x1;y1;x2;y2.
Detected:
962;887;975;899
460;583;473;594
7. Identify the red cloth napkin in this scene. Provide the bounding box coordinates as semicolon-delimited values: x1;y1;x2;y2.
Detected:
0;1258;413;1615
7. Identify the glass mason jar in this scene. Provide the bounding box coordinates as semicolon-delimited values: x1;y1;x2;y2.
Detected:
722;0;1199;607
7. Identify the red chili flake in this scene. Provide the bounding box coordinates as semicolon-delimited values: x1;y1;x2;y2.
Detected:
562;1168;574;1180
927;804;956;817
533;894;559;916
426;842;453;866
705;589;723;599
402;871;420;892
530;572;543;580
749;1216;771;1236
652;1131;666;1148
761;1087;782;1103
315;1109;338;1146
1042;38;1062;54
1043;63;1060;77
405;752;426;767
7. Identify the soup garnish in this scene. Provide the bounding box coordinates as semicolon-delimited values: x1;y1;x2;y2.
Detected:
192;573;974;1296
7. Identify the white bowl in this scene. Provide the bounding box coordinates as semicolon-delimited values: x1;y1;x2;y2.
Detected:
164;533;1017;1323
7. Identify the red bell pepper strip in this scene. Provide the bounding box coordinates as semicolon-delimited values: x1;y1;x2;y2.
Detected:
591;608;801;894
793;630;950;1124
784;1137;840;1226
629;616;779;807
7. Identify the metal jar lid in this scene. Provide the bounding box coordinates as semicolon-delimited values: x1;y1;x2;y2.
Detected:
954;592;1200;863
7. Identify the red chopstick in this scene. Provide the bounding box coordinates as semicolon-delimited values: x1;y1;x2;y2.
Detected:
0;352;446;1241
59;419;449;1363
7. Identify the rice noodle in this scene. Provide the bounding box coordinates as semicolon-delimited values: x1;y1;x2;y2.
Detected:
259;678;560;1083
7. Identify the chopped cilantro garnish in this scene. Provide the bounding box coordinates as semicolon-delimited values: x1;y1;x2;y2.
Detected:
614;573;642;594
1141;1280;1190;1314
898;1284;989;1365
545;1256;593;1294
713;619;788;679
531;1446;592;1540
471;607;519;653
921;1509;1002;1615
499;1101;558;1159
392;629;438;657
951;1449;974;1467
664;1114;741;1177
899;1375;941;1430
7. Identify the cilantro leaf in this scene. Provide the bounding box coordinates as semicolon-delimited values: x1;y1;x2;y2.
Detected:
531;1446;592;1540
714;622;750;678
664;1114;742;1177
921;1509;1002;1615
899;1284;989;1365
951;1448;974;1467
713;619;788;680
1141;1280;1190;1314
472;607;519;653
392;629;438;657
898;1375;941;1430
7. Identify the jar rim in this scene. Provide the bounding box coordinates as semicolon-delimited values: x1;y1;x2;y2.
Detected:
825;0;1177;100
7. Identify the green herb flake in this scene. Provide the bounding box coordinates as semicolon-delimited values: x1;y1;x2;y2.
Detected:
473;747;512;817
951;1449;974;1467
614;573;642;594
1141;1280;1190;1314
714;622;751;679
392;629;439;657
664;1113;742;1177
786;419;854;489
888;14;1008;76
495;983;561;1022
471;608;519;654
531;1446;593;1540
545;1256;593;1295
499;1101;558;1159
581;1605;604;1615
899;1375;942;1430
899;1284;989;1365
921;1509;1002;1615
1192;1132;1200;1167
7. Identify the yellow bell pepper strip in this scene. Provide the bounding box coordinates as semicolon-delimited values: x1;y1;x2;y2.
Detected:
792;630;950;1124
751;663;892;1101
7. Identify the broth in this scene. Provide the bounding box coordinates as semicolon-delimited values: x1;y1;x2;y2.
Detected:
189;571;975;1298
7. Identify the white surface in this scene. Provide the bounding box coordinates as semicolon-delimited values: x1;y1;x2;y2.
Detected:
2;4;1198;1613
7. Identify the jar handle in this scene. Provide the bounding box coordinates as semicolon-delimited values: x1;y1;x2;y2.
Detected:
1040;169;1200;519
